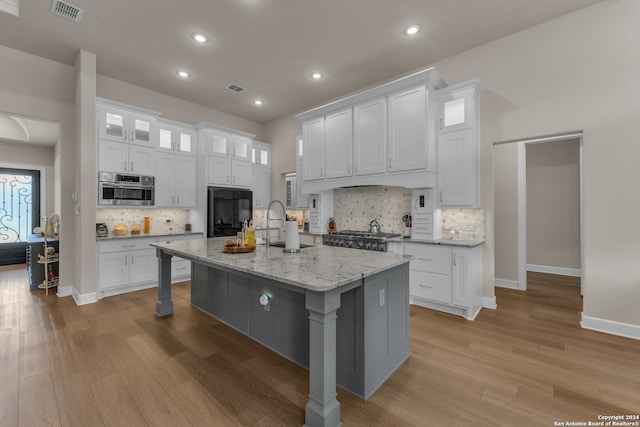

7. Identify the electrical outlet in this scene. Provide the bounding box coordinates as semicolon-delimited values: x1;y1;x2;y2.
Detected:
460;224;476;232
166;219;171;223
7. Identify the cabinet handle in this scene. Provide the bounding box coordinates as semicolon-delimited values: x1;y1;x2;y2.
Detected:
418;284;432;289
418;257;432;262
354;162;357;174
233;149;236;157
124;129;127;141
124;160;127;171
347;164;351;174
440;118;443;131
130;161;134;172
131;130;134;141
388;158;392;170
440;191;443;204
177;195;180;205
131;254;134;265
172;195;175;205
122;244;135;248
453;254;457;267
227;175;230;183
320;167;323;177
124;254;127;266
233;176;236;184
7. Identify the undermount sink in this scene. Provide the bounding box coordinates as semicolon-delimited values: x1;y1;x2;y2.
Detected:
268;242;314;248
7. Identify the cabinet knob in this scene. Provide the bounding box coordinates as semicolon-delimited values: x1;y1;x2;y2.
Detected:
259;294;270;306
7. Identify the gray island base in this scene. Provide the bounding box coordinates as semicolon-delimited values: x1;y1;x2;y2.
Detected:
151;237;411;427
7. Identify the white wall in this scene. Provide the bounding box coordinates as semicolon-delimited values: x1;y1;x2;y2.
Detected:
493;142;518;282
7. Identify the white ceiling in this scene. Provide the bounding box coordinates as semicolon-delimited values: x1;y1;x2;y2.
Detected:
0;0;604;124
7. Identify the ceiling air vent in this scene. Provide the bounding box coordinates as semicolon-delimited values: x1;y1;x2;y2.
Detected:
227;84;245;93
50;0;84;23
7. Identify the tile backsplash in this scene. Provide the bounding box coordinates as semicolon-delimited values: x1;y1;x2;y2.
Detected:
442;208;485;241
333;186;412;234
96;208;191;235
331;185;485;240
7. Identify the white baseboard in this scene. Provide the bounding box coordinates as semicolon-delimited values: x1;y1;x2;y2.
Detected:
495;278;519;289
581;314;640;341
72;288;98;306
527;264;581;277
56;285;73;297
483;296;497;310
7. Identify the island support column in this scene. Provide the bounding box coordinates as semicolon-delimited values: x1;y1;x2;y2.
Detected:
155;249;174;317
304;288;343;427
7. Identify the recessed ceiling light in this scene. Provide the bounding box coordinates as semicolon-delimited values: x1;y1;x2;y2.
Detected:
311;72;323;80
176;70;190;78
253;99;263;106
191;32;209;43
404;24;421;36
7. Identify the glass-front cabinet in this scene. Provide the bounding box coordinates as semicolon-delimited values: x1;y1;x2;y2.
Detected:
436;88;475;133
157;121;196;155
97;105;156;147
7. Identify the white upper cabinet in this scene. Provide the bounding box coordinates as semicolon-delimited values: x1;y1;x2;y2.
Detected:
232;135;252;162
353;97;386;176
325;107;353;179
97;105;156;147
158;122;196;156
204;128;232;157
436;88;475;133
302;117;325;181
252;141;272;208
435;80;481;207
387;85;428;172
295;159;309;209
99;140;155;175
437;129;476;207
296;133;304;161
252;141;271;168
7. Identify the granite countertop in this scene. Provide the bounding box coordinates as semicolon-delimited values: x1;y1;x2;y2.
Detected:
151;237;409;292
96;231;203;241
389;236;484;247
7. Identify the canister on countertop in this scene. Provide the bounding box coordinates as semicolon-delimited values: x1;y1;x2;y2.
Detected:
144;217;150;234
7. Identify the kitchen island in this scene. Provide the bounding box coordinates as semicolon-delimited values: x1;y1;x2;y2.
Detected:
151;237;411;427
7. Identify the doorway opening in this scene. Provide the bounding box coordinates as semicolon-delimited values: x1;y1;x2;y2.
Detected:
517;133;583;293
494;132;583;294
0;168;41;265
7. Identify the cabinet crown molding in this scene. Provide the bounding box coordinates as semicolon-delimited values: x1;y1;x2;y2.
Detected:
195;121;255;140
96;97;161;117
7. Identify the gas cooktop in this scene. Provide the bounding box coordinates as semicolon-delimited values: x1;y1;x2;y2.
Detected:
322;230;401;252
329;230;401;238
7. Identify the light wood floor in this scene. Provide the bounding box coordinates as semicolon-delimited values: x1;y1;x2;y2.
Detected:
1;266;639;426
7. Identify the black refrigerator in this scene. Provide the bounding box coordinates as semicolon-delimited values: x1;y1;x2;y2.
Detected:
207;187;253;237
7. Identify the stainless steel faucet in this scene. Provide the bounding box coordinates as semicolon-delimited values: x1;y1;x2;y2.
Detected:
265;199;286;248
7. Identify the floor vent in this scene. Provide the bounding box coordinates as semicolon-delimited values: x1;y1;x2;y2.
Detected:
227;84;245;93
50;0;84;23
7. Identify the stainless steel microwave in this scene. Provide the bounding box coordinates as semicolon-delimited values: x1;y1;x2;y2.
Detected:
98;171;154;206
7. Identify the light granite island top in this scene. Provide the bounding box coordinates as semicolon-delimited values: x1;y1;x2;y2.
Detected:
151;237;411;427
151;236;410;291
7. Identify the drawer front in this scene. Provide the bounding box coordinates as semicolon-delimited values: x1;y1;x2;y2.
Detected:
171;259;191;278
410;271;452;304
98;238;155;254
405;244;451;274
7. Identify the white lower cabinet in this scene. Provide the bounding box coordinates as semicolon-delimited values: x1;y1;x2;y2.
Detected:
97;234;201;298
98;238;157;297
392;242;483;320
